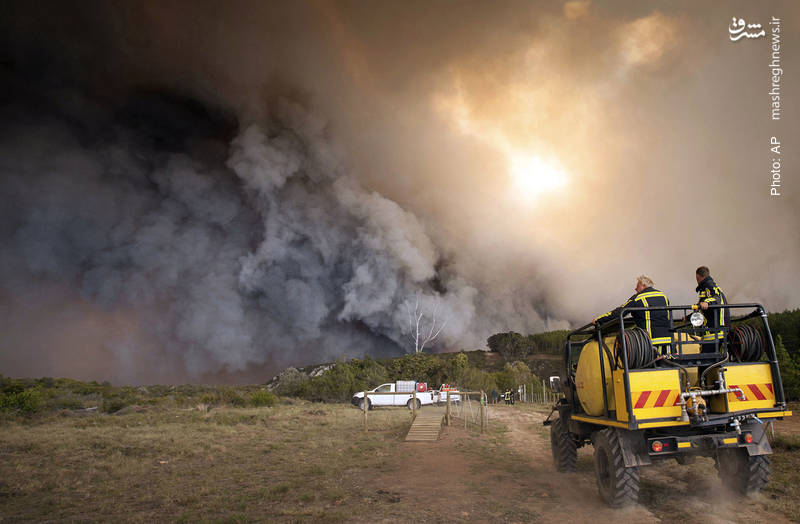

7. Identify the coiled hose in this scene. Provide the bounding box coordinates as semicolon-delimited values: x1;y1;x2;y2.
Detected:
727;324;765;362
614;327;658;369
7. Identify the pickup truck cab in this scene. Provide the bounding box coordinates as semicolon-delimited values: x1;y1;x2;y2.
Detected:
352;381;435;410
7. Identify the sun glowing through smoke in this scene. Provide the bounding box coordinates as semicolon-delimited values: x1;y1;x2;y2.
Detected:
508;152;568;201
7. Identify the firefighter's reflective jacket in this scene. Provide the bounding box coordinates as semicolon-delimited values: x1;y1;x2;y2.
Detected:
696;276;729;342
595;287;671;346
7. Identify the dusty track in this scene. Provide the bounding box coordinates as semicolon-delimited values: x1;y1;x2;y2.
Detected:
371;404;793;523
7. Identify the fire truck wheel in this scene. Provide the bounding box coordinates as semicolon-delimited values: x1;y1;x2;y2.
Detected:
593;428;639;507
407;399;421;410
716;448;770;495
358;399;372;411
550;416;577;472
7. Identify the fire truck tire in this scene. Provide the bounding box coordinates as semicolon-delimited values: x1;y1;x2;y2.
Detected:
550;416;577;472
716;448;770;495
358;399;372;411
593;428;639;507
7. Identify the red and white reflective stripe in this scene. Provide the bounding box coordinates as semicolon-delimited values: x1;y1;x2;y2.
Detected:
654;389;671;407
747;384;767;400
729;383;774;401
633;389;680;409
634;391;651;409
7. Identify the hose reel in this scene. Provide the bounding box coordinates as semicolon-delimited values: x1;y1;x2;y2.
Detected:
614;327;658;369
727;324;765;362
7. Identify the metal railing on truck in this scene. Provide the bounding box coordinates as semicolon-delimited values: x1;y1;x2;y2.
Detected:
563;303;787;430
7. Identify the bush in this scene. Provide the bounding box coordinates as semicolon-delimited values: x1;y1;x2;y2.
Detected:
350;357;389;391
302;362;358;402
0;388;43;414
388;353;443;385
200;392;218;405
272;368;309;397
459;366;496;392
221;389;247;407
250;390;277;407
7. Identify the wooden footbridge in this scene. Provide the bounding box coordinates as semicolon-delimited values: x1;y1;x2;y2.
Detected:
405;391;488;441
405;407;446;442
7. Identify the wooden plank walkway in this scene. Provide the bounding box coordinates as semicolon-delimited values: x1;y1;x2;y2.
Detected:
405;407;445;442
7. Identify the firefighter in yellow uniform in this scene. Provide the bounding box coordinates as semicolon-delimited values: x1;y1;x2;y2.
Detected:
593;275;671;355
694;266;729;354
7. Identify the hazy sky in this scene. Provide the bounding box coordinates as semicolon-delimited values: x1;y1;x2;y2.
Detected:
0;1;797;383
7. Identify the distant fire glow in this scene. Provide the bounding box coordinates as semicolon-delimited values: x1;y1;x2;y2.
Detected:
508;153;568;201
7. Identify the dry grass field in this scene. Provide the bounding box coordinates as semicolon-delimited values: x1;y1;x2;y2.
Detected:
1;395;800;523
0;401;412;522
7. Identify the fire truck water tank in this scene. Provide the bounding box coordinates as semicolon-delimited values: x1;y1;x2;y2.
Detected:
575;336;617;416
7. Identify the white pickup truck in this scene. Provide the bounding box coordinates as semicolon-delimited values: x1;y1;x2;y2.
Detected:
351;381;436;410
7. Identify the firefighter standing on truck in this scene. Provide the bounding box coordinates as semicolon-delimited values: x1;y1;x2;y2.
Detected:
694;265;729;354
593;275;672;354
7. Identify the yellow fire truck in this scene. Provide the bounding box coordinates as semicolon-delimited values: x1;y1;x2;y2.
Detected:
546;302;791;507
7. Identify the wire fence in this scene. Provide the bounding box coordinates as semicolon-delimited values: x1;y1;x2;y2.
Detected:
445;391;489;432
487;380;563;406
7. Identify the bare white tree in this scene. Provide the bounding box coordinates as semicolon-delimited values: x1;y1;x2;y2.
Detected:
405;294;447;353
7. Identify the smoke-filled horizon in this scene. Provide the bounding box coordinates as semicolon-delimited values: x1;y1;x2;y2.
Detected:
1;1;798;384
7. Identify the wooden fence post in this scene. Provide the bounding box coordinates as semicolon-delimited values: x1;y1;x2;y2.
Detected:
446;391;451;426
363;390;368;432
480;390;485;434
464;392;467;430
412;388;417;419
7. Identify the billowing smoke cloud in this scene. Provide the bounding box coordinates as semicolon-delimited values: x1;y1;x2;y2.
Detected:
0;1;798;383
0;76;483;382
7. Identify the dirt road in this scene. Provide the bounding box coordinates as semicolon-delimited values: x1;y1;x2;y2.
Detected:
371;404;794;523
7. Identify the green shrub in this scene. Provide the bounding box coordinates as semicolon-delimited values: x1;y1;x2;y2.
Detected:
350;357;390;391
302;362;358;402
221;389;247;407
250;390;277;407
0;388;43;414
272;368;309;397
388;353;443;385
200;392;218;405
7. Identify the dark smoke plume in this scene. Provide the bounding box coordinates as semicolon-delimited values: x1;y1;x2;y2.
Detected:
1;1;798;383
0;59;482;382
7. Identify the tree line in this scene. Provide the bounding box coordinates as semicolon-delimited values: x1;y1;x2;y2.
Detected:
486;330;569;359
272;352;543;402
